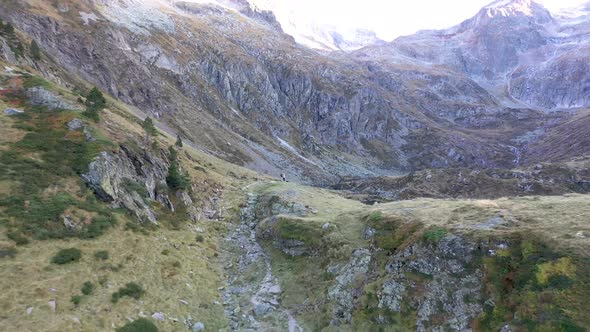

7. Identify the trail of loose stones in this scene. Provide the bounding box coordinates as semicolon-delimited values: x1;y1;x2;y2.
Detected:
221;192;303;331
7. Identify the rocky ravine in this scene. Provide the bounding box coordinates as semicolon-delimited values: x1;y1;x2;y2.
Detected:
221;191;303;331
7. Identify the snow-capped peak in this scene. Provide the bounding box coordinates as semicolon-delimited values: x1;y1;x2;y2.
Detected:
483;0;536;17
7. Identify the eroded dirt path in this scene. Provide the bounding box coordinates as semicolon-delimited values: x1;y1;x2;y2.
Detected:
221;192;303;331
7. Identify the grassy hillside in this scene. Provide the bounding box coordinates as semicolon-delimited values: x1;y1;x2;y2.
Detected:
251;181;590;331
0;60;265;331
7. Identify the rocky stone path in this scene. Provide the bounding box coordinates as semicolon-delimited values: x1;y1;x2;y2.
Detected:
221;192;303;331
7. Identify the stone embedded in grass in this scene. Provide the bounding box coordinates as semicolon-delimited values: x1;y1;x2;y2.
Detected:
191;322;205;331
48;300;56;312
25;86;76;110
94;250;109;260
151;312;165;321
4;108;23;115
67;118;85;131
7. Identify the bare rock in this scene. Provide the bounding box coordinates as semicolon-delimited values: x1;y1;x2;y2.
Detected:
4;108;23;115
48;300;56;312
26;86;76;110
82;145;171;223
151;312;166;321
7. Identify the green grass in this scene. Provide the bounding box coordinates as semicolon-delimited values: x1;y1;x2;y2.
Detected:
366;213;421;252
476;236;585;331
0;105;116;240
22;75;52;89
121;178;149;200
274;217;322;248
423;227;447;243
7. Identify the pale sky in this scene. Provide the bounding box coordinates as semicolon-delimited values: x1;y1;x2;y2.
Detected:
259;0;589;41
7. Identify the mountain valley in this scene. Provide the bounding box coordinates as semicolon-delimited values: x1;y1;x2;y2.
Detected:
0;0;589;331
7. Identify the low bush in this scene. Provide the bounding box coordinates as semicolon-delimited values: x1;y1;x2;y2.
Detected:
116;318;158;332
7;231;29;245
70;295;82;306
81;281;94;295
111;282;144;303
51;248;82;265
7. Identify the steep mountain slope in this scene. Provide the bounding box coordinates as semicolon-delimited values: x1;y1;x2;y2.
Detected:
2;0;585;185
359;0;590;110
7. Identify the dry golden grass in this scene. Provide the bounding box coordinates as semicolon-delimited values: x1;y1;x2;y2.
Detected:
0;63;264;331
0;217;229;331
0;106;26;150
257;182;590;256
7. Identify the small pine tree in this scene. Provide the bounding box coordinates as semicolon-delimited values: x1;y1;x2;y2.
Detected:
85;87;106;110
30;39;41;60
166;146;189;191
142;117;158;136
175;134;183;148
83;87;106;122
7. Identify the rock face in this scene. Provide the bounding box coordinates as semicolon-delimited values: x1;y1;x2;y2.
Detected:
361;0;590;111
82;145;171;223
3;0;585;185
327;249;372;324
380;235;484;331
25;86;76;110
1;0;588;184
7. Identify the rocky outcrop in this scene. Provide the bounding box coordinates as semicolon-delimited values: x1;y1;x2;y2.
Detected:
25;86;76;110
509;46;590;109
82;145;171;223
327;248;372;324
380;235;484;331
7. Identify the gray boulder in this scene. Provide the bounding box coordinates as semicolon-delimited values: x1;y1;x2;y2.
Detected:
82;145;170;223
191;322;205;331
67;118;85;131
4;108;23;115
253;303;272;316
26;86;76;110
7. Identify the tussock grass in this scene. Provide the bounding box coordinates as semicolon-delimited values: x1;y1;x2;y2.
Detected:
0;221;229;331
